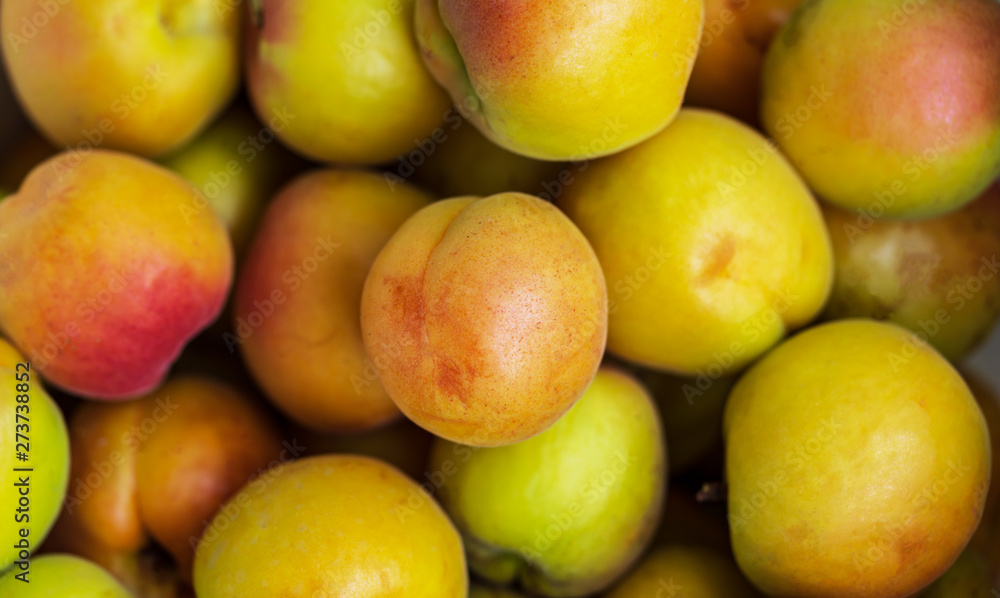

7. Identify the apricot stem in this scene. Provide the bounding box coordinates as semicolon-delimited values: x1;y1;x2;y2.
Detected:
696;482;728;503
249;0;263;28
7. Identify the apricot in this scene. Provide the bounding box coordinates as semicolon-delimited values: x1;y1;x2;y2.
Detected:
43;377;283;583
193;455;467;597
246;0;451;164
415;0;704;160
234;169;432;433
725;320;990;596
361;193;606;446
559;109;831;376
410;118;566;198
428;367;665;596
605;545;757;598
822;182;1000;361
760;0;1000;217
0;0;240;156
0;151;232;399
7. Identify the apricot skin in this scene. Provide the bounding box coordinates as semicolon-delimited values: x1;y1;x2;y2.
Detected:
0;151;232;399
361;193;607;447
234;169;431;433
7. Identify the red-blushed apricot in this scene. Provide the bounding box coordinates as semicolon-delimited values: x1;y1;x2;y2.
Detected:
0;151;233;399
42;376;283;588
361;193;607;447
233;169;432;433
761;0;1000;217
415;0;704;160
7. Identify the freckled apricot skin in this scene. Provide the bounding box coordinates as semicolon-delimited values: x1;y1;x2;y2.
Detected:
0;150;233;400
558;109;832;377
360;192;607;447
234;169;431;433
724;320;990;597
760;0;1000;218
193;455;467;598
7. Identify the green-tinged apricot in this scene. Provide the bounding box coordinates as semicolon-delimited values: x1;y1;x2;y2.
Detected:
0;554;135;597
410;118;566;198
159;104;304;258
822;182;1000;361
246;0;451;164
428;367;665;596
0;339;69;572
